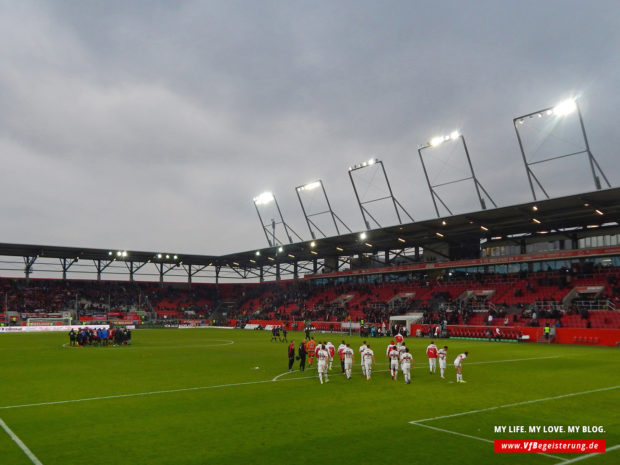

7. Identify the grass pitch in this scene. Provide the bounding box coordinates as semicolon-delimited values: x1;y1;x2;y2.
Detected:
0;329;619;465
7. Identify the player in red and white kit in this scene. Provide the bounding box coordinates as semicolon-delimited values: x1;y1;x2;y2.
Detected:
359;341;368;377
337;341;347;373
388;345;401;380
385;340;396;362
454;351;468;383
343;343;354;380
400;347;413;384
326;341;335;371
395;332;404;347
426;341;438;374
362;344;375;380
437;345;448;379
316;344;330;384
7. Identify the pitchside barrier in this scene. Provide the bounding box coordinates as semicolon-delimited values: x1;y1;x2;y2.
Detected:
410;323;620;347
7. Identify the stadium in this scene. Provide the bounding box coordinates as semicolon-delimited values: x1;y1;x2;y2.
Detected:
2;3;620;465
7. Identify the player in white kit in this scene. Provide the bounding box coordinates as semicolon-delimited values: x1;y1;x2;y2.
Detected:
362;344;375;380
437;345;448;379
388;346;400;380
400;347;413;384
453;351;468;383
326;341;335;370
359;341;368;377
342;343;354;380
316;344;330;384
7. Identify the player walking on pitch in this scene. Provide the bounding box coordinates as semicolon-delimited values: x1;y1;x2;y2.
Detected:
317;344;330;384
326;341;335;371
343;343;354;380
454;351;468;383
362;344;375;381
426;341;438;374
388;344;400;380
359;340;368;377
400;347;413;384
438;345;448;379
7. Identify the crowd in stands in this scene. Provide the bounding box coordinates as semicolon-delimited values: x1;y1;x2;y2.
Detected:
1;262;620;330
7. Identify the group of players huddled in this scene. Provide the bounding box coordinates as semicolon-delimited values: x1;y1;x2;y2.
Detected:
290;334;469;384
68;327;132;347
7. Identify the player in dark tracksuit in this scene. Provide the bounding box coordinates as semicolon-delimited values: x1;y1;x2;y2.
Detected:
288;341;296;370
298;339;307;371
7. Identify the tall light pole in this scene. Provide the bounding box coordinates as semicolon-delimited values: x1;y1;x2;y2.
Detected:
295;179;351;239
348;158;413;229
253;191;303;247
417;131;496;218
513;97;611;201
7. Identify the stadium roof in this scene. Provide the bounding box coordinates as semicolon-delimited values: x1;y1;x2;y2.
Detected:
1;187;617;275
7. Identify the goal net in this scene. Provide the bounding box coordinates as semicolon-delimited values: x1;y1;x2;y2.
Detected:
27;317;73;327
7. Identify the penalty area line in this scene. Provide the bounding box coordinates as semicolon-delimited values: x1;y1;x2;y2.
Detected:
553;444;620;465
409;421;565;461
409;385;620;423
0;417;44;465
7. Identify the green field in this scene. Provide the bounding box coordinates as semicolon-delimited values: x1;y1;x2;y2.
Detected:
0;329;619;465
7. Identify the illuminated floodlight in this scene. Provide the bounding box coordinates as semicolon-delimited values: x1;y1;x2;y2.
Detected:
165;254;170;259
513;96;610;199
278;246;284;252
310;241;316;248
359;232;367;240
297;181;321;192
116;251;122;257
253;191;275;205
255;251;261;256
418;131;496;217
173;255;178;260
428;131;459;148
552;98;577;117
157;253;162;259
121;251;128;257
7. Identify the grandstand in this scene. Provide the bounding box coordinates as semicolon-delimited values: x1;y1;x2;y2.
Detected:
1;186;620;346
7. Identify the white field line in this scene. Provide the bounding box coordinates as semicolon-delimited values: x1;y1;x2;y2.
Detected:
410;421;565;461
0;355;560;411
466;356;560;365
0;417;44;465
409;385;620;423
554;444;620;464
0;369;393;410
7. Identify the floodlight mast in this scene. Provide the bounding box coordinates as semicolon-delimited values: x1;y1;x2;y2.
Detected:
253;192;303;247
295;179;352;239
417;132;497;218
513;98;611;201
348;159;414;229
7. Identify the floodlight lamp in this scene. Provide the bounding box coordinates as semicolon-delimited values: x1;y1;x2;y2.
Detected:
429;136;445;147
552;99;577;117
121;251;128;257
253;191;275;205
173;255;178;260
116;251;122;257
278;246;284;253
255;251;261;256
310;241;316;248
108;251;112;256
166;254;170;259
157;253;162;259
450;131;460;140
359;232;367;240
368;158;376;166
301;181;321;191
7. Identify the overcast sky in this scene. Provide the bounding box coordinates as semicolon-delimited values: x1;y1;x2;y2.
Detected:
1;0;619;257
